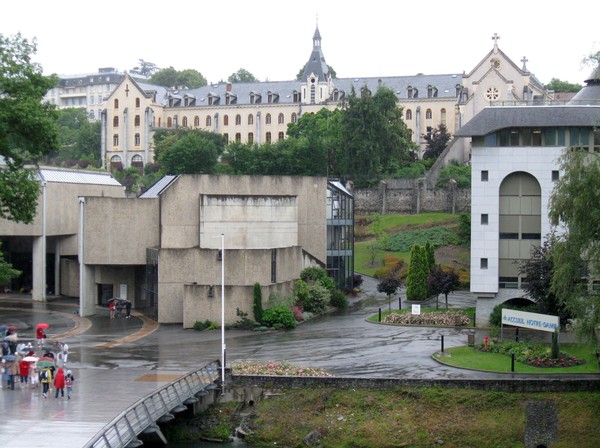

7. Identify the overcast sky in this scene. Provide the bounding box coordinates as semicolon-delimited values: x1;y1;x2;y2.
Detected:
2;0;598;86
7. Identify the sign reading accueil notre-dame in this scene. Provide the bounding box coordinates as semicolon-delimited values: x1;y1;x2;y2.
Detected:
501;309;559;333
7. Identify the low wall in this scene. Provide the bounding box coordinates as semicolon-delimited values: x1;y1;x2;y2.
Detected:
228;373;600;393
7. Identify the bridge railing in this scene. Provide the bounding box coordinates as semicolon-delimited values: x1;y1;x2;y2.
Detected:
83;360;221;448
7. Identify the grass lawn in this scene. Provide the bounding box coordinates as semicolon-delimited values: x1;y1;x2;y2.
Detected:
435;344;600;374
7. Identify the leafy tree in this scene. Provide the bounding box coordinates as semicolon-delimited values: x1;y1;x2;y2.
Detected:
150;67;207;89
549;150;600;342
425;241;435;272
130;59;159;78
422;124;452;160
518;233;571;328
253;283;264;324
338;86;415;185
436;162;471;188
228;68;259;83
405;244;429;301
457;213;471;247
0;242;21;285
0;33;59;224
545;78;582;93
377;277;402;311
427;265;460;309
154;129;225;174
51;108;101;166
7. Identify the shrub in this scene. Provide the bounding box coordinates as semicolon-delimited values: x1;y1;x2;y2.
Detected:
267;291;296;308
253;283;264;324
330;289;349;309
475;339;586;368
383;310;470;326
353;274;364;288
300;266;329;283
234;308;257;330
262;305;297;329
297;283;331;313
193;320;218;331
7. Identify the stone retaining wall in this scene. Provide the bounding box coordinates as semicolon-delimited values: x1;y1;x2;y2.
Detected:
228;373;600;393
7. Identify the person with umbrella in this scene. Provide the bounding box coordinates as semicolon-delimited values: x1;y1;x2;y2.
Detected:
36;323;48;348
18;356;30;388
40;364;52;398
6;356;19;390
109;299;116;319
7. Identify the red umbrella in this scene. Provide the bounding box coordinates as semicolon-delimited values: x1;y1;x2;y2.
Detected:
36;323;50;330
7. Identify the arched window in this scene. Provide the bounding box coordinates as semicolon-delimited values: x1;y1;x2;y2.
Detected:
278;131;284;140
157;117;161;127
131;154;143;168
114;99;119;109
278;113;284;124
113;116;119;127
265;113;272;125
223;115;229;126
441;109;447;125
266;132;272;143
235;114;241;125
134;133;140;146
248;132;254;143
134;115;140;126
113;134;119;146
235;133;241;142
167;117;172;128
135;98;140;108
405;109;412;120
426;109;432;119
110;155;122;172
182;116;188;127
248;114;254;125
291;113;298;124
206;115;212;126
194;116;200;127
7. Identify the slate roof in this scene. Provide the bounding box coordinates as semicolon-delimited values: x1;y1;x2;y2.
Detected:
455;106;600;137
154;73;463;109
139;175;179;198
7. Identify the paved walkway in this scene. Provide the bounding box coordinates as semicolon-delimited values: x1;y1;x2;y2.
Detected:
0;277;594;447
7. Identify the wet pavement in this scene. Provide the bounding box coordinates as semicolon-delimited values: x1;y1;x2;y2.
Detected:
0;276;594;447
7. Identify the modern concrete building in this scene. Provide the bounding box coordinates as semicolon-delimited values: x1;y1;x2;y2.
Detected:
100;29;551;171
456;68;600;326
0;168;126;304
1;171;353;327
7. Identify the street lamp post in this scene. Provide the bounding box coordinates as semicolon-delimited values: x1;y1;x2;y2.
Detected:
220;233;226;390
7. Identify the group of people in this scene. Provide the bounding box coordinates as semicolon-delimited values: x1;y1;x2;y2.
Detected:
109;298;132;319
1;326;75;399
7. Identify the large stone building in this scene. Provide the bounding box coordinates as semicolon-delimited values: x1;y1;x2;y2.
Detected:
43;67;124;121
100;29;551;172
456;68;600;325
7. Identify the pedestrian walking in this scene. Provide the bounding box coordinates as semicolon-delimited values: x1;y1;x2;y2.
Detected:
36;326;46;348
61;343;69;364
125;299;132;318
109;300;116;319
19;358;30;388
65;369;75;399
29;365;39;389
40;366;52;398
7;358;18;390
54;367;65;398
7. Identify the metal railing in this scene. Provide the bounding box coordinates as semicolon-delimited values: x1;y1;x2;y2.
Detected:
83;360;221;448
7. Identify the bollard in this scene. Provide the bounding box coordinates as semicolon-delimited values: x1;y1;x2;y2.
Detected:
515;327;519;342
441;335;445;353
511;353;515;372
379;308;381;322
398;297;401;310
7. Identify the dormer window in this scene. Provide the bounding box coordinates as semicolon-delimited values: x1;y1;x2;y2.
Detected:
408;87;413;99
293;90;301;102
250;92;261;104
184;95;196;107
225;93;237;105
427;86;438;98
208;94;220;106
267;91;279;104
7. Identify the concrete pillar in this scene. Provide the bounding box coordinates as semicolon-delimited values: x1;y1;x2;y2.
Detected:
80;264;96;317
54;240;60;296
31;237;45;302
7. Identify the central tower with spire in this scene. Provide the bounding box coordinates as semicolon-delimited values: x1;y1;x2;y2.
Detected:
301;24;333;105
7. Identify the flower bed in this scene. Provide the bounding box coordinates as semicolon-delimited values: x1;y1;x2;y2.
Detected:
382;310;471;326
476;339;586;368
232;360;334;377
